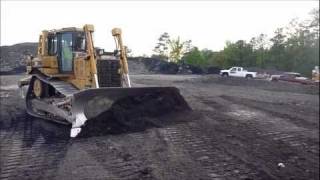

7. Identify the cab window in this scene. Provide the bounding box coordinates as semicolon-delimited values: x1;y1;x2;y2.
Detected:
60;33;73;72
74;32;86;52
48;35;57;55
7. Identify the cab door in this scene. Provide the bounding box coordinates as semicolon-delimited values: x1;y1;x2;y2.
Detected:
235;67;243;77
229;67;237;77
58;32;73;73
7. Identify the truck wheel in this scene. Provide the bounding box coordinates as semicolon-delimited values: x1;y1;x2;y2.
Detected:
245;75;253;79
222;73;229;77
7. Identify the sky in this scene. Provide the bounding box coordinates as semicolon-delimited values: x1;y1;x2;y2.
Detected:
1;1;318;56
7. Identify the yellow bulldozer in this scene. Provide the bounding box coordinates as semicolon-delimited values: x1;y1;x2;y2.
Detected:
18;24;190;137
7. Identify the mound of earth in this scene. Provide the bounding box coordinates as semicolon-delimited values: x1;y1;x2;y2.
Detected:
0;43;37;74
78;89;191;138
129;57;221;75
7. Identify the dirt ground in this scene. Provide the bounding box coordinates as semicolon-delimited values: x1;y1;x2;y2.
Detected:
0;74;319;180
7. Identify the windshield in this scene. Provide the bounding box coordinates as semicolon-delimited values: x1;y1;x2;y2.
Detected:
230;67;236;71
58;31;86;52
74;32;86;51
60;33;73;72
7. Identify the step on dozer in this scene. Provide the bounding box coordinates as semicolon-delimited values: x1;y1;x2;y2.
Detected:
19;24;190;137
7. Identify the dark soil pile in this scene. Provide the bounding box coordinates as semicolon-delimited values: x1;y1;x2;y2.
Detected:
131;58;180;74
128;57;221;75
78;90;191;138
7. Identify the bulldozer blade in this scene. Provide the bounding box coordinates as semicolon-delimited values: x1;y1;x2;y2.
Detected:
70;86;191;137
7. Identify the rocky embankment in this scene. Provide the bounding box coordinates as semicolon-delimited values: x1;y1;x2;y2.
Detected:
0;43;37;74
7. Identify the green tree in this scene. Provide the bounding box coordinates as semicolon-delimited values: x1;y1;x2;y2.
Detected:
153;33;192;63
201;49;215;65
268;28;287;69
182;47;207;67
250;34;268;68
211;51;226;68
153;32;170;60
284;8;319;75
222;40;255;67
168;37;192;63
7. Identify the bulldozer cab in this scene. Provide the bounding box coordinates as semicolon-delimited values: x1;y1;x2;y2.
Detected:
51;31;86;73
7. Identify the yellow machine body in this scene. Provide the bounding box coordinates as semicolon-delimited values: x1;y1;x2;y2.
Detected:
26;24;129;89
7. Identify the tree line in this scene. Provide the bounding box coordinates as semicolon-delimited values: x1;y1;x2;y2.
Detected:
152;8;319;76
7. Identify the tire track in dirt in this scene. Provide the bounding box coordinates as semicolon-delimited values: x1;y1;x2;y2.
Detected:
199;96;319;180
161;122;266;180
0;115;69;180
77;138;154;180
219;96;319;155
221;95;319;131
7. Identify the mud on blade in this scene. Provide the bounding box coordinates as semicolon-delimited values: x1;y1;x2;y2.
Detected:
70;87;191;137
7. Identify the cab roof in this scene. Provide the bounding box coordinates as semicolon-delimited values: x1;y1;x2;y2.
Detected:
48;27;84;33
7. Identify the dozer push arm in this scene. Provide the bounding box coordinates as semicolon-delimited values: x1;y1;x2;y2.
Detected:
112;28;131;87
84;24;99;88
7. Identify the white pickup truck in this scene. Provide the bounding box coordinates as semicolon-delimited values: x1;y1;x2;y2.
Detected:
220;67;257;79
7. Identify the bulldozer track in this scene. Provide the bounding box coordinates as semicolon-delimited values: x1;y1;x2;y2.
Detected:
31;72;79;97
